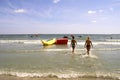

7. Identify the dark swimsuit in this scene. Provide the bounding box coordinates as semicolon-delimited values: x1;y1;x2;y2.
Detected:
71;40;76;48
86;45;90;50
72;43;75;48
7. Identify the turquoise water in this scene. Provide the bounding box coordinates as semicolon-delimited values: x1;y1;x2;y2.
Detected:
0;34;120;79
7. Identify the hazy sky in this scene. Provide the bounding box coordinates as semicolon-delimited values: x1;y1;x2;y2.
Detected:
0;0;120;34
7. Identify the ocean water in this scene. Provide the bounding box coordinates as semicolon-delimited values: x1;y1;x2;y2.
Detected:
0;34;120;80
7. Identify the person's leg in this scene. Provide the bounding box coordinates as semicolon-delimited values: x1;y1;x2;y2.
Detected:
73;48;74;53
72;46;75;53
87;47;90;55
87;49;89;55
73;47;75;53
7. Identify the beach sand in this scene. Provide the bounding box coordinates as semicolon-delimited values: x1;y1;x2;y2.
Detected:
0;75;116;80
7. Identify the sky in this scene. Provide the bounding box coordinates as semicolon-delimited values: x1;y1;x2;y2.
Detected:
0;0;120;34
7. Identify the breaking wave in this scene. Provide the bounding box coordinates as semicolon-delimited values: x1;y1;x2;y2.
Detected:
0;40;41;44
0;40;120;45
0;71;119;79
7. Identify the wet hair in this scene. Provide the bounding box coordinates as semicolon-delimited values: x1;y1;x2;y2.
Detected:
87;36;90;39
72;36;74;39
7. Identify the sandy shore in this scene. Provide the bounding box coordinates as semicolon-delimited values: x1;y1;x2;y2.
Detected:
0;75;118;80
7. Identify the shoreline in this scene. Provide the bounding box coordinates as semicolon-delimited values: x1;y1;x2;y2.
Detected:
0;74;119;80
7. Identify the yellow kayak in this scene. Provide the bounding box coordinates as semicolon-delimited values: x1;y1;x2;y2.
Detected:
41;38;56;46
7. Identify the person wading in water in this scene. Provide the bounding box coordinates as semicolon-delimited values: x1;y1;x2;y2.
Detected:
71;36;77;53
84;36;93;55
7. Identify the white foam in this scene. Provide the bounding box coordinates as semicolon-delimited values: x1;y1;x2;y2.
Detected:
81;54;98;59
0;40;41;44
0;71;119;79
1;40;120;45
57;73;80;78
106;39;120;42
0;71;120;79
93;42;120;45
43;49;70;52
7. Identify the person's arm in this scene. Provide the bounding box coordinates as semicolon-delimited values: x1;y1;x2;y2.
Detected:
91;41;93;48
84;41;86;48
75;40;77;45
70;40;72;47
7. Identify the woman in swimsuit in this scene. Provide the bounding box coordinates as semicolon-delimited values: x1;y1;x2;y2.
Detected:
84;36;93;55
71;36;77;53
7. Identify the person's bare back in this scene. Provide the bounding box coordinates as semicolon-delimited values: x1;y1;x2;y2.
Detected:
71;36;77;53
84;37;93;55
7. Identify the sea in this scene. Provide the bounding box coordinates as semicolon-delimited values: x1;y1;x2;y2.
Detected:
0;34;120;80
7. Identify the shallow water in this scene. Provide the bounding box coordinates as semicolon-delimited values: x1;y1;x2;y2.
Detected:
0;34;120;80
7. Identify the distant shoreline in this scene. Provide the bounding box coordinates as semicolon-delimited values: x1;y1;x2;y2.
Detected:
0;33;120;35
